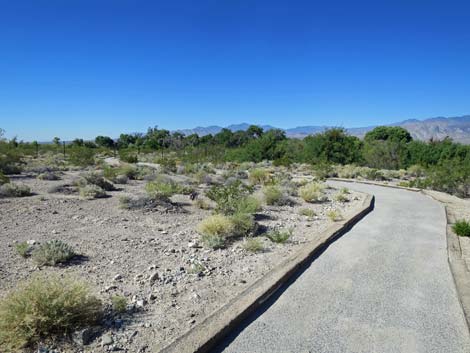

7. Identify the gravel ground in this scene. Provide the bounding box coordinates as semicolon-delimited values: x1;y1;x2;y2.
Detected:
0;169;364;353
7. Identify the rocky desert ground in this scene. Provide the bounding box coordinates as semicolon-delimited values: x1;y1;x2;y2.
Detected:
0;160;365;353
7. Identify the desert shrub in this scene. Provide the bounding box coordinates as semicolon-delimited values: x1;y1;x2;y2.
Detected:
111;295;127;314
37;172;60;181
361;168;384;181
334;192;349;202
242;237;264;253
0;172;9;185
249;168;271;185
195;170;212;185
145;178;192;199
336;164;361;179
0;183;31;197
266;228;292;243
452;220;470;237
236;195;262;214
68;146;95;166
15;242;31;258
119;195;171;210
298;182;326;203
206;180;254;215
197;214;234;248
154;157;177;173
263;185;284;205
47;184;76;195
299;208;316;218
32;240;76;266
83;172;115;191
398;181;411;187
327;210;343;222
120;153;138;164
0;275;102;352
79;185;107;199
230;213;256;237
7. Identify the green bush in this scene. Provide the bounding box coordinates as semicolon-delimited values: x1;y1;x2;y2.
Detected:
111;295;128;314
452;220;470;237
79;185;107;199
230;213;256;237
37;172;60;181
249;168;271;185
0;275;102;352
32;240;76;266
298;182;326;203
145;178;192;199
15;242;31;258
236;195;262;214
197;214;234;249
68;147;95;166
266;228;292;243
206;180;254;215
263;185;285;205
83;172;115;191
0;183;31;197
334;192;349;202
242;237;264;253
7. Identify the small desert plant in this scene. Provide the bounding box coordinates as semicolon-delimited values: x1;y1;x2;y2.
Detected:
334;192;349;202
230;213;256;237
327;210;343;222
266;228;292;243
83;172;115;191
32;240;76;266
79;185;107;199
242;237;264;253
197;214;234;248
0;183;31;197
146;178;193;199
0;275;102;352
15;242;31;258
114;174;128;184
236;195;262;214
37;172;60;181
111;295;128;314
452;220;470;237
249;168;271;185
263;185;284;205
206;180;254;215
298;182;326;203
299;208;316;218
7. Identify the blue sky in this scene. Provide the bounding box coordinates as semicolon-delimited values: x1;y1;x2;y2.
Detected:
1;0;470;141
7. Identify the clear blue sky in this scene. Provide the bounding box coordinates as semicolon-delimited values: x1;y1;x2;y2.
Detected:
1;0;470;141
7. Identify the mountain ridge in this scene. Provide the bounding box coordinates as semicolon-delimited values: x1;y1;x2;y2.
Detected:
176;115;470;144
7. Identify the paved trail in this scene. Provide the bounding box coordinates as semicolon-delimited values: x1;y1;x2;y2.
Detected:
217;182;470;353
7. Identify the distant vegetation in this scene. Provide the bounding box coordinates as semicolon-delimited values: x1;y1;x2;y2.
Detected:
1;124;470;197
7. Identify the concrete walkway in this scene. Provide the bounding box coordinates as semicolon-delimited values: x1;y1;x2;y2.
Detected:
217;182;470;353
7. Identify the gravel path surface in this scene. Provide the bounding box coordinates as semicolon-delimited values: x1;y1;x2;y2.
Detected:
218;182;470;353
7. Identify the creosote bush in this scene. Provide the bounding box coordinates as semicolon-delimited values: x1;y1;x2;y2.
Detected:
266;228;292;243
0;275;102;352
79;185;107;199
452;220;470;237
0;172;9;185
236;195;262;214
32;240;76;266
82;172;115;191
145;178;193;199
37;172;60;181
0;183;31;197
206;180;254;215
298;182;326;203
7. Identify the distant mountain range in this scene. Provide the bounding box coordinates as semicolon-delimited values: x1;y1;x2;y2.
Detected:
177;115;470;144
